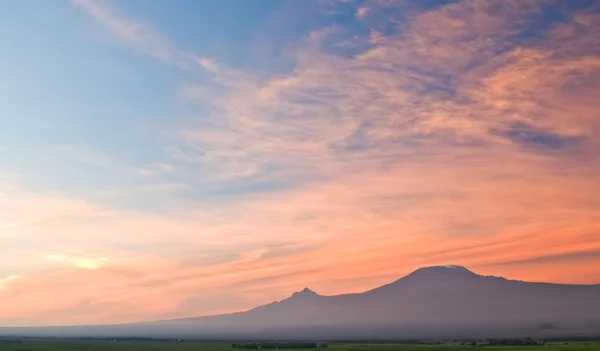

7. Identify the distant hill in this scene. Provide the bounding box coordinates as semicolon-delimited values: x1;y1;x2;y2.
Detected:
2;266;600;339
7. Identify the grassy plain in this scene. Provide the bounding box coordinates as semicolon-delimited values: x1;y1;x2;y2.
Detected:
1;341;599;351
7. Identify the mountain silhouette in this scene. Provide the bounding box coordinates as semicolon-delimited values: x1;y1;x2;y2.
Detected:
2;265;599;339
143;265;600;337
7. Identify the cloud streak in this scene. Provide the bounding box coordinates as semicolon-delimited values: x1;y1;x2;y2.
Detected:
71;0;218;71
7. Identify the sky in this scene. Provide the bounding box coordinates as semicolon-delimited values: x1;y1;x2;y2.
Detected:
0;0;599;326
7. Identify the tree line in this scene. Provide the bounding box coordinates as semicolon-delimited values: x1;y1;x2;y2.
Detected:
232;342;328;349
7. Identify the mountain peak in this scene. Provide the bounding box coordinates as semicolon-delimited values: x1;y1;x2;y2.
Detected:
291;287;319;298
407;265;478;278
427;264;470;271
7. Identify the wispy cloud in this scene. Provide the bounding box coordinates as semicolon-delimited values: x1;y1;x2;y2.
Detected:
71;0;183;65
71;0;216;71
177;0;600;182
355;7;370;19
43;251;110;270
0;275;19;290
171;0;600;285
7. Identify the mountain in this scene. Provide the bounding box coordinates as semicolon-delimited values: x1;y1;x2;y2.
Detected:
162;265;600;329
2;265;600;339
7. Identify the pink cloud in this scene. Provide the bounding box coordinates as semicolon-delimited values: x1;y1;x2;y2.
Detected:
355;7;370;19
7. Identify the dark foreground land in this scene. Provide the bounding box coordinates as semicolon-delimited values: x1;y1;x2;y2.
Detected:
0;340;599;351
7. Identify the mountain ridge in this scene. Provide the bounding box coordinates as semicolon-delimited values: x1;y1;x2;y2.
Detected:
159;265;600;326
2;265;600;339
231;265;599;311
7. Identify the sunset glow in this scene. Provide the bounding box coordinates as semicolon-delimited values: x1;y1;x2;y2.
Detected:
1;0;599;326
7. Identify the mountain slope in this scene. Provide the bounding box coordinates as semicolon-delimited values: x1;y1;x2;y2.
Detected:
2;266;599;339
158;265;600;331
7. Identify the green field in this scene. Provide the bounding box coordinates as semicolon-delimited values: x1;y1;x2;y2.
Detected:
1;341;599;351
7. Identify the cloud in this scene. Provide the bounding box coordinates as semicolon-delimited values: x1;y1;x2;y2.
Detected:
172;0;600;284
0;275;19;290
487;249;600;267
71;0;183;65
356;7;370;19
492;121;584;152
43;251;110;270
177;0;600;183
71;0;216;71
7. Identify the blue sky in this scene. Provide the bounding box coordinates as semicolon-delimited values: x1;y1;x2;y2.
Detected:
0;0;367;210
1;0;600;326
